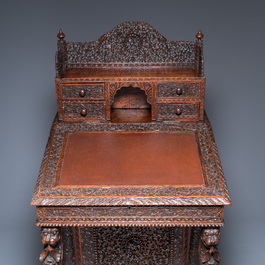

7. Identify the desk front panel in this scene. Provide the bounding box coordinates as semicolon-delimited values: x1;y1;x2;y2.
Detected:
61;226;202;265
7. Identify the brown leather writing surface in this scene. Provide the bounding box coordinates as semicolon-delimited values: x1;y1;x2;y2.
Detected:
58;131;204;186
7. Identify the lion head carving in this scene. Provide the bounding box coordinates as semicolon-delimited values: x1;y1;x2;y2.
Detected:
41;228;60;246
201;228;221;247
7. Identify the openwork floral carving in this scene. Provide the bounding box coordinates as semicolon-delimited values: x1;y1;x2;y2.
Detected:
65;22;196;68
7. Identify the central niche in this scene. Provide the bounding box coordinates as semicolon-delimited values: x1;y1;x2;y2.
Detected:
111;86;151;123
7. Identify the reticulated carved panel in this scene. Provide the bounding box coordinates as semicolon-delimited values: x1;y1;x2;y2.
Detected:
157;103;199;120
157;83;200;98
66;22;196;67
189;227;202;265
95;226;172;265
172;227;184;265
59;227;203;265
80;227;95;265
62;227;76;265
63;101;105;120
62;84;104;99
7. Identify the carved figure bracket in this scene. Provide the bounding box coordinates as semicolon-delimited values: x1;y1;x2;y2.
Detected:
39;227;62;265
199;228;221;265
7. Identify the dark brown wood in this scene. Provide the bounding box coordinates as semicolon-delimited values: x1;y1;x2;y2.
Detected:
32;22;231;264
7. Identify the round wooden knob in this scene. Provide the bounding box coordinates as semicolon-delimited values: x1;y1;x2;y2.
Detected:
80;109;87;116
176;108;182;115
79;89;85;97
176;88;182;95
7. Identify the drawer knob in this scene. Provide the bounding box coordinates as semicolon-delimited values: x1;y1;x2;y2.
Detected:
176;108;182;115
176;88;182;95
79;89;85;97
80;109;87;116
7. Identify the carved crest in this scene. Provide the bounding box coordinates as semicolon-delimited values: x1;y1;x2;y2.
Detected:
66;21;195;67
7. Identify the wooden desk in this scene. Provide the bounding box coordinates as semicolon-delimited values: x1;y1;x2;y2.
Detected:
31;22;231;265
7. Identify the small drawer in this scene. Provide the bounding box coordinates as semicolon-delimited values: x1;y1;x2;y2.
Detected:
63;101;105;120
157;103;199;120
62;84;104;99
157;83;200;98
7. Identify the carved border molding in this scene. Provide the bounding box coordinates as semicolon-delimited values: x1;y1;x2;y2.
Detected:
66;62;195;69
59;76;205;84
36;206;224;227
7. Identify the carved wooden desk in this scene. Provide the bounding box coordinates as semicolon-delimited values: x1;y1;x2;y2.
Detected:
31;22;231;265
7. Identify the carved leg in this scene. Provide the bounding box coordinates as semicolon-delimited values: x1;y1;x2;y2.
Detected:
39;227;62;265
199;228;221;265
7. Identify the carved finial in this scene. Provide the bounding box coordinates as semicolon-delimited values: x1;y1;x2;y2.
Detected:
57;29;65;41
196;29;204;41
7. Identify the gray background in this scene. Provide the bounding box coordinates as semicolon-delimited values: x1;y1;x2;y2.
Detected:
0;0;265;264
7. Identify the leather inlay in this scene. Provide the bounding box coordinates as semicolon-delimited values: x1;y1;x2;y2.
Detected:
59;131;204;186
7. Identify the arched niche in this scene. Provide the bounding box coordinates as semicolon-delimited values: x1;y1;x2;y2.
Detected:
111;85;151;123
